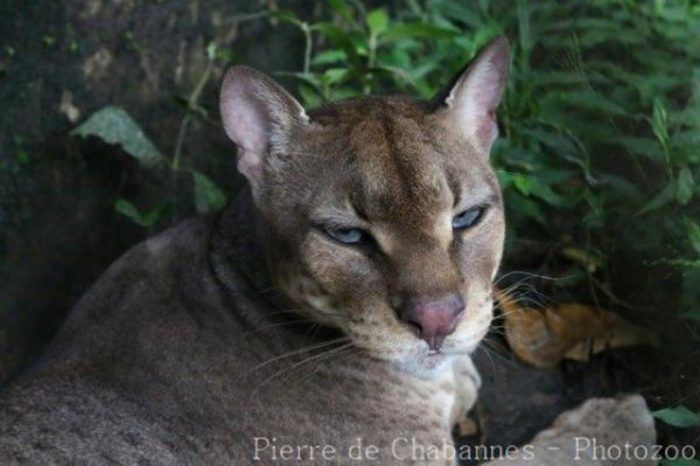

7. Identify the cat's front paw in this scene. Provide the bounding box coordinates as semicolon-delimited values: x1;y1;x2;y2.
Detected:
450;356;481;427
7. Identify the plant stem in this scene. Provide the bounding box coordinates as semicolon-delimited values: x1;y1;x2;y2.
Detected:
170;46;216;221
172;52;215;171
364;33;377;95
222;11;269;25
301;22;312;75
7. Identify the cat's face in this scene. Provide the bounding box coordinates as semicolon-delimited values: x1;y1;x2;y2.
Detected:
221;37;509;375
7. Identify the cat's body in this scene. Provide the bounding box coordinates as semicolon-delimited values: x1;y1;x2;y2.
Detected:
0;195;480;464
0;38;656;465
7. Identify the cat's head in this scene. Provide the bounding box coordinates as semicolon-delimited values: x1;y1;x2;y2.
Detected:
220;37;509;375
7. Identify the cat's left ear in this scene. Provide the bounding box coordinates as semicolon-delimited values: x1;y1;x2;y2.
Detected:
432;36;510;152
219;66;309;197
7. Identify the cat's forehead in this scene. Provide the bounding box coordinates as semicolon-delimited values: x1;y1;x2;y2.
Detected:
308;97;495;222
349;116;448;222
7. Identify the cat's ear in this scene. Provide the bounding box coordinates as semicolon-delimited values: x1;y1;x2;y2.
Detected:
220;66;308;193
432;36;510;152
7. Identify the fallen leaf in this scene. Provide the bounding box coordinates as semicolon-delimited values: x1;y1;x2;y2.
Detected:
456;417;479;437
496;288;658;368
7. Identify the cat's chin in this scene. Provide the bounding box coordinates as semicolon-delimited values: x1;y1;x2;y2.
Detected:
390;333;487;377
418;351;451;372
392;357;446;378
390;348;461;378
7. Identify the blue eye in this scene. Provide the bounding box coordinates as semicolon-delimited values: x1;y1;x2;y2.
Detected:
452;207;485;230
325;227;365;244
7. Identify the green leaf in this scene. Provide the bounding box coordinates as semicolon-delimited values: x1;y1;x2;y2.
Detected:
529;179;567;207
502;172;567;207
366;9;389;37
297;85;323;108
517;0;532;56
603;136;663;161
206;42;217;60
272;9;303;27
274;71;322;92
192;171;227;213
114;199;165;228
653;406;700;428
311;22;358;61
311;49;347;66
368;65;416;87
652;98;670;148
681;311;700;320
512;173;533;196
676;166;695;204
384;22;460;41
558;90;628;116
683;217;700;255
638;182;676;215
661;459;700;466
320;68;349;85
328;0;353;22
504;191;546;225
72;106;164;168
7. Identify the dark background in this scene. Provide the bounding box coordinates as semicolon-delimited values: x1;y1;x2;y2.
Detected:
0;0;305;381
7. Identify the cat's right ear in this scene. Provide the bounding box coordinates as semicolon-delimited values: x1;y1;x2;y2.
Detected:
220;66;308;195
431;36;510;153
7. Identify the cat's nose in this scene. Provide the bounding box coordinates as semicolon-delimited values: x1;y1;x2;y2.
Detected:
397;294;465;351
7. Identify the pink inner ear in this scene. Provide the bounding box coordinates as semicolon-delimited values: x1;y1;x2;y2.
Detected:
220;77;269;187
446;38;509;150
236;148;263;185
475;113;499;149
456;63;504;147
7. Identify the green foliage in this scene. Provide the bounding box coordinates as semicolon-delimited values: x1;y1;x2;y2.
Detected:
70;2;700;318
653;405;700;428
192;171;227;214
71;106;164;168
682;311;700;320
114;199;166;229
266;2;700;425
73;1;700;336
73;41;227;226
662;460;700;466
267;0;700;322
72;1;700;324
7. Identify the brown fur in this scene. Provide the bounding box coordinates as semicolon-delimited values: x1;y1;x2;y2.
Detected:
0;37;654;465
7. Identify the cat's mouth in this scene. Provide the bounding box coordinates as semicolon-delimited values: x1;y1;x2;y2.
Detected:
398;342;466;371
395;304;493;373
397;347;453;373
291;290;493;373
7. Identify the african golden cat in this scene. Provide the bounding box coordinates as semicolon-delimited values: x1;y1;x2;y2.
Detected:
0;37;655;465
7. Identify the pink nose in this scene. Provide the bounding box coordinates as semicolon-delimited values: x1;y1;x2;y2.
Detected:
397;294;465;351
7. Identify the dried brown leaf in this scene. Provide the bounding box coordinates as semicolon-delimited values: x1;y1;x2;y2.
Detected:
496;288;658;368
